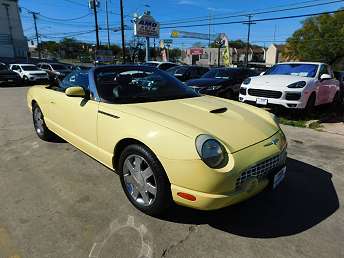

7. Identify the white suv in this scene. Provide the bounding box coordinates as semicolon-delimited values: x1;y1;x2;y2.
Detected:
10;64;49;83
239;62;340;110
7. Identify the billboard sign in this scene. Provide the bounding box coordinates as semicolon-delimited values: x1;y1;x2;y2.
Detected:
134;14;160;38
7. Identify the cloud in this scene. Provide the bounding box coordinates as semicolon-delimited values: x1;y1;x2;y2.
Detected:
178;0;200;6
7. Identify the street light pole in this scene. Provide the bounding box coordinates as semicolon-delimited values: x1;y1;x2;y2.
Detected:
120;0;126;63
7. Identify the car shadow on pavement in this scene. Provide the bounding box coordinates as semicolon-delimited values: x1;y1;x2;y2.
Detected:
162;158;339;238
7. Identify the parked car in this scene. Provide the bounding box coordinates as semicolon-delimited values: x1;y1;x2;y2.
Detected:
37;62;71;82
27;65;287;216
0;62;21;86
333;71;344;103
166;65;209;82
10;64;49;84
144;61;179;71
239;62;341;110
186;68;259;99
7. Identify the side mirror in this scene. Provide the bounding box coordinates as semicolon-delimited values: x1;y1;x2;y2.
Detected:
260;72;265;76
65;86;85;97
320;74;332;80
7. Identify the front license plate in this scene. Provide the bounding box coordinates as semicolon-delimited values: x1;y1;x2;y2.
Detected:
273;166;286;189
256;98;268;105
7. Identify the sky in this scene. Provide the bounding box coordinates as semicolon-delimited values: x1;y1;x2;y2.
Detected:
20;0;344;49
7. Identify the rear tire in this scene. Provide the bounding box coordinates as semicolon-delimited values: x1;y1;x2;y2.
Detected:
118;144;172;216
32;104;56;141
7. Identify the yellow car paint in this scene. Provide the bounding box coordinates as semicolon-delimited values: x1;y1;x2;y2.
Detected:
27;85;287;211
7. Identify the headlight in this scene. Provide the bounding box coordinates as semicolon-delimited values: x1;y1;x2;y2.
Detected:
243;78;251;85
287;81;306;88
196;135;228;168
207;85;222;91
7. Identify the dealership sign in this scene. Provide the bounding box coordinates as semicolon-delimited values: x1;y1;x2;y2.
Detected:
134;14;160;38
189;48;204;55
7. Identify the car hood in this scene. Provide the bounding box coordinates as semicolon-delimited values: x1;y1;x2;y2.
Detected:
119;96;279;153
186;78;228;87
249;75;314;89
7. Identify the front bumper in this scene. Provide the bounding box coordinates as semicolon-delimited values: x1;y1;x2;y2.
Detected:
161;130;287;210
239;92;306;109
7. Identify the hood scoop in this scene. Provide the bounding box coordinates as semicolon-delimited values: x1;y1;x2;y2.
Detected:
210;107;228;114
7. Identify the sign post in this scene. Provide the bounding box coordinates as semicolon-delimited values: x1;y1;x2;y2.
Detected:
134;11;160;62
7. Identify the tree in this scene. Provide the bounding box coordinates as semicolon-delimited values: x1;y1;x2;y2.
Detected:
284;10;344;67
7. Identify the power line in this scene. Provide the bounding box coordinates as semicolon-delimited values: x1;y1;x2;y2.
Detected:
159;0;340;25
160;9;344;29
38;12;92;21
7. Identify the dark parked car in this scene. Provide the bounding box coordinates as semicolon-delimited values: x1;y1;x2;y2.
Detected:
37;63;71;82
186;67;259;99
166;65;209;82
334;71;344;103
0;62;21;86
144;61;179;71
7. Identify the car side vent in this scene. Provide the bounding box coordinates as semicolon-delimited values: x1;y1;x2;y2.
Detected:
210;107;227;114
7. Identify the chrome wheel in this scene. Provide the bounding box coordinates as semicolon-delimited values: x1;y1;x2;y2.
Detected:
33;107;44;135
123;154;157;206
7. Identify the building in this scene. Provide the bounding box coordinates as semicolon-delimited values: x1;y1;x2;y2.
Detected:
266;44;286;66
0;0;28;59
182;46;267;67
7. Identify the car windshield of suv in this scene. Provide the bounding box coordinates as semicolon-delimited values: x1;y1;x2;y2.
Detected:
264;63;318;77
201;69;233;79
22;65;40;71
95;67;199;104
51;64;68;70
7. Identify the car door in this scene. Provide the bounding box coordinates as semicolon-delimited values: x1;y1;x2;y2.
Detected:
48;70;99;157
317;65;331;105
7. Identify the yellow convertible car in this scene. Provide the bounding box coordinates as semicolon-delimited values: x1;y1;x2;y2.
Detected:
27;65;287;216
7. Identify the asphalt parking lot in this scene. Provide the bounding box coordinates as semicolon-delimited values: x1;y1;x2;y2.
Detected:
1;86;344;258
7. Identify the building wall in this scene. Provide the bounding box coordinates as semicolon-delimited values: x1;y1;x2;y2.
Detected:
0;0;28;58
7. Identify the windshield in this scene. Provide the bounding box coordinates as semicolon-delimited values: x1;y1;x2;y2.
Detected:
51;64;68;70
166;66;188;75
144;62;159;67
201;69;233;79
22;65;40;71
264;63;318;77
95;67;199;104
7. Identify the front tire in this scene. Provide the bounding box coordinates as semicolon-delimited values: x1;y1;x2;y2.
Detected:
32;104;55;141
304;93;316;113
118;144;172;216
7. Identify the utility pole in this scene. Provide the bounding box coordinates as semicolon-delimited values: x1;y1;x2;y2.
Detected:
29;11;41;59
2;3;16;58
119;0;126;63
243;15;255;67
92;0;100;49
208;10;212;47
105;0;110;48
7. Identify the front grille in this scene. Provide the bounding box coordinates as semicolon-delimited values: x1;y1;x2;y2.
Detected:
235;150;287;189
286;92;301;101
248;89;282;99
